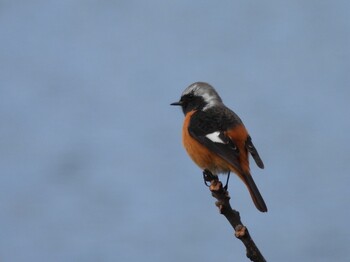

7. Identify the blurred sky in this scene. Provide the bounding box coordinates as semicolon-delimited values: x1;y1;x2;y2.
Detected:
1;1;349;261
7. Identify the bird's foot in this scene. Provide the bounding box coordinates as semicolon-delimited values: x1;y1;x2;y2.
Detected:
203;169;217;187
223;171;231;191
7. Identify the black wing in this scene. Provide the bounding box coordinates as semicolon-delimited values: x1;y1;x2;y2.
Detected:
188;109;245;174
188;128;244;174
245;135;264;169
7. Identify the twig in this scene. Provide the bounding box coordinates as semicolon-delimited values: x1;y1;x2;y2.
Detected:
203;170;266;262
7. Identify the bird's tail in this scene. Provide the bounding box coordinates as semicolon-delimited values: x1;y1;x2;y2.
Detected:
243;173;268;212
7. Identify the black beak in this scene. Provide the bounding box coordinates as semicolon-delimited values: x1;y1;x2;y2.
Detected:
170;101;182;106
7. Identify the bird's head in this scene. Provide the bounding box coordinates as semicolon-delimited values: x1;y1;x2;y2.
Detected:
171;82;222;114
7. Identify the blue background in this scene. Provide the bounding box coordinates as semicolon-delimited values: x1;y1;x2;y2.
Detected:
1;1;349;261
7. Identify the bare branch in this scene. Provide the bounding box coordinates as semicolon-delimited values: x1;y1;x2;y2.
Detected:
203;170;266;262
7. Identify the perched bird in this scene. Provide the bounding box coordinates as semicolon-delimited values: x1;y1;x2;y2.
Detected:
171;82;267;212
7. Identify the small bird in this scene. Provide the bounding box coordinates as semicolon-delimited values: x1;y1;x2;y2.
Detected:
171;82;267;212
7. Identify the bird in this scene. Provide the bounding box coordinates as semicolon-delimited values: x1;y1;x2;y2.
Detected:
171;82;267;212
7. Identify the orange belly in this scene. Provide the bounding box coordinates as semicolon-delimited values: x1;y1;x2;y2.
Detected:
182;110;250;176
182;111;231;175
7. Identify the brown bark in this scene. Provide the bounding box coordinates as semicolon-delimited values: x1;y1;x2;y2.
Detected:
203;170;266;262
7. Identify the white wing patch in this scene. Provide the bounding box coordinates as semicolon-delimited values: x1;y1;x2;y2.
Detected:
206;131;225;144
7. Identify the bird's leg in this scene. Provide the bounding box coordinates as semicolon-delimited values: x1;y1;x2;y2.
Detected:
203;169;217;187
223;171;231;191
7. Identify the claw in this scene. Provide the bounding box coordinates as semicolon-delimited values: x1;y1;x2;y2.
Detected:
203;169;216;187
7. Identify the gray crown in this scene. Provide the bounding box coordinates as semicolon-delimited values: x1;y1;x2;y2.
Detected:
182;82;223;110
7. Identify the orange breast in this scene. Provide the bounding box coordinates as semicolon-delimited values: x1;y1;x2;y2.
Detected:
182;111;231;174
182;111;251;176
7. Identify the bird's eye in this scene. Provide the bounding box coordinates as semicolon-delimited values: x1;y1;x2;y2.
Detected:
188;93;194;99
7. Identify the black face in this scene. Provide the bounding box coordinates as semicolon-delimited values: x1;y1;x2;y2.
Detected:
172;93;206;115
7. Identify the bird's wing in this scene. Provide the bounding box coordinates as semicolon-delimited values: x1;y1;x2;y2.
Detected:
245;135;264;169
188;128;244;174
